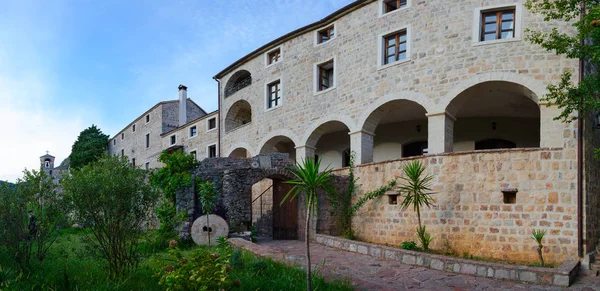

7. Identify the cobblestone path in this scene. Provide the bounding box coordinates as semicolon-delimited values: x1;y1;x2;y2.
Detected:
236;239;600;291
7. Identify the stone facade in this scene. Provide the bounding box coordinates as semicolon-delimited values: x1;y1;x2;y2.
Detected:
161;111;219;161
107;86;207;168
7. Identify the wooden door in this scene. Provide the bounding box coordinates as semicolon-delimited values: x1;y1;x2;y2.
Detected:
272;179;298;240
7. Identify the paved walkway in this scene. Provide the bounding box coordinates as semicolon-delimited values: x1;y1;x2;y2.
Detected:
233;239;600;290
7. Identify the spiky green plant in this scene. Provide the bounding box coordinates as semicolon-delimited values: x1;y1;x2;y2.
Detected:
532;229;547;266
197;179;217;246
398;160;436;250
282;157;334;291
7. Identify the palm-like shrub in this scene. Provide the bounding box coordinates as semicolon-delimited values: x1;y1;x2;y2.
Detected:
398;160;436;250
282;157;334;291
532;229;547;266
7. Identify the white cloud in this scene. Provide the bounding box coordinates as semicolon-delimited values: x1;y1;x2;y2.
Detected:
0;75;85;182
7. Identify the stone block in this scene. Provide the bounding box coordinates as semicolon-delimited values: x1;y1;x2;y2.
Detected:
495;269;510;280
385;250;397;260
357;245;369;255
553;275;570;287
519;271;537;283
462;264;477;275
402;254;416;265
370;247;382;258
476;266;487;277
431;259;444;270
349;243;357;253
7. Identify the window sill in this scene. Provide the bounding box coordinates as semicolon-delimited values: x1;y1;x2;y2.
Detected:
314;86;337;96
378;6;410;18
265;61;282;69
472;38;521;47
378;58;411;71
189;135;197;140
314;36;337;48
265;104;282;113
206;127;217;133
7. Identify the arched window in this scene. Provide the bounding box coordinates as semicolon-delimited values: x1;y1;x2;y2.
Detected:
224;70;252;98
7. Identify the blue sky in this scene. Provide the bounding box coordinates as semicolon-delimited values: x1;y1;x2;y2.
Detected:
0;0;353;182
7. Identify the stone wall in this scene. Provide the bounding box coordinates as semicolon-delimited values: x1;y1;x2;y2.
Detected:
161;112;219;160
218;0;576;161
335;148;579;264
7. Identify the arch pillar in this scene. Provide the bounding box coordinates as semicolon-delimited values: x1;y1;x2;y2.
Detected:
349;130;375;165
427;111;456;154
295;145;316;163
540;103;565;148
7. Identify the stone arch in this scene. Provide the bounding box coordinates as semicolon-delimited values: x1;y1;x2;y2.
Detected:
225;143;253;157
357;92;431;133
228;148;251;159
258;129;301;152
225;100;252;133
301;115;357;148
436;72;544;114
224;70;252;98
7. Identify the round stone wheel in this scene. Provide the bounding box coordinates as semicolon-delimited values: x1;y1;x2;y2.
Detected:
191;214;229;246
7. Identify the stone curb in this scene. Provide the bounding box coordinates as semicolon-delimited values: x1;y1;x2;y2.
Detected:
315;234;579;287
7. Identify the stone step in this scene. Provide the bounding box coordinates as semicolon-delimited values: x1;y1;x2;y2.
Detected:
590;263;600;271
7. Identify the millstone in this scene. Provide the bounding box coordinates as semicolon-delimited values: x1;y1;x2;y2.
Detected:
191;214;229;246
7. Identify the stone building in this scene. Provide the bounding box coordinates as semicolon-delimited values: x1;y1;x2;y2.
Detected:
39;152;69;184
107;85;217;167
211;0;599;267
105;0;600;268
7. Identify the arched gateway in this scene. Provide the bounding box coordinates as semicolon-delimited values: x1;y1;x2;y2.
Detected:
176;153;347;240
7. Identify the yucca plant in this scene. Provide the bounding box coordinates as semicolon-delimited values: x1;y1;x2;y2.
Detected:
398;160;436;250
197;179;217;246
282;157;334;291
532;229;547;266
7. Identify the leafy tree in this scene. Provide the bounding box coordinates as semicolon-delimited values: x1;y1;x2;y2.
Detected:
70;125;109;169
532;229;547;266
0;168;66;270
282;157;334;291
525;1;600;153
398;160;436;251
151;150;198;244
61;155;159;279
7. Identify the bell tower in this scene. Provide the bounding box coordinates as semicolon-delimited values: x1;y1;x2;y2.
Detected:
40;151;55;175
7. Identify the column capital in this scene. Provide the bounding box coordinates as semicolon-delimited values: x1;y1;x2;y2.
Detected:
295;145;317;150
425;111;456;122
348;130;375;137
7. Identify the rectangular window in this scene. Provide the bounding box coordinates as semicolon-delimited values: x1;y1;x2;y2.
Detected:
268;49;281;65
170;135;176;145
481;9;515;41
207;118;216;130
190;150;197;160
146;114;150;123
317;25;335;44
384;0;407;13
383;30;408;65
190;126;197;137
113;139;116;146
133;124;136;132
146;134;150;148
121;149;124;157
208;145;217;158
267;80;281;109
145;162;150;170
318;60;334;91
121;133;124;140
132;158;136;167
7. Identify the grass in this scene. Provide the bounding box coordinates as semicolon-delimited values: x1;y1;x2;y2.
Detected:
0;228;352;290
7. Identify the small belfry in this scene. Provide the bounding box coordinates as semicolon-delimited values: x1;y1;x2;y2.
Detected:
40;151;55;175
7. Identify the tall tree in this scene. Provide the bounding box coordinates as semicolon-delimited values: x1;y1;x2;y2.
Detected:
282;157;334;291
70;125;109;169
61;154;159;279
525;1;600;136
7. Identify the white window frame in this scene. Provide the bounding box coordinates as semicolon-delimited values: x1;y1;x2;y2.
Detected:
265;46;282;68
377;25;412;70
189;149;198;160
313;57;337;95
206;117;217;132
472;3;523;46
265;77;283;112
189;125;198;138
314;22;337;47
378;0;411;18
169;134;176;145
207;143;218;158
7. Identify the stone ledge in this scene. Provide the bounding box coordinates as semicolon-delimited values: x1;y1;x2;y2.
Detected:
315;234;579;287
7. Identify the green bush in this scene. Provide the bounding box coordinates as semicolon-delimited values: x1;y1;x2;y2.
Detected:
158;244;231;291
400;241;420;251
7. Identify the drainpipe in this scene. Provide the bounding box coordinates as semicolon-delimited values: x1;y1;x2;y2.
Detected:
214;77;222;157
577;1;585;259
